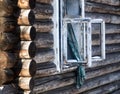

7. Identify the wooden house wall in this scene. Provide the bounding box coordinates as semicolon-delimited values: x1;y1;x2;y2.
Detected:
0;0;120;94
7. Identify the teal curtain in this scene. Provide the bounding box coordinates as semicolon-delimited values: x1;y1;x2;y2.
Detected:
67;23;85;88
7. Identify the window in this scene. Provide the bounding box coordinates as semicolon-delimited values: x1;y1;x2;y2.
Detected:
53;0;106;71
91;19;106;61
62;18;91;66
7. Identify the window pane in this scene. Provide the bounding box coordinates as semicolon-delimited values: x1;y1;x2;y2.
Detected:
63;0;81;17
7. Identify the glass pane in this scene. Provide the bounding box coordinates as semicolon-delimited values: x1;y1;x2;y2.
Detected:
66;22;84;62
63;0;81;17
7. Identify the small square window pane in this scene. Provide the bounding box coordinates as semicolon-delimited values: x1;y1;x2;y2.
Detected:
63;0;82;17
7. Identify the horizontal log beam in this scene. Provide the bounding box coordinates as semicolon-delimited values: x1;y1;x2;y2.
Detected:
34;33;53;48
35;52;120;78
18;77;34;90
36;62;56;70
86;0;120;6
92;29;120;35
85;2;120;15
58;71;120;94
0;33;19;50
34;77;75;93
18;41;36;59
34;70;120;93
34;3;53;20
92;44;120;56
86;12;120;24
17;26;36;41
17;0;36;9
35;66;77;78
36;0;53;4
0;17;17;32
0;84;18;93
92;52;120;67
0;0;18;16
0;51;17;69
34;49;54;63
83;80;120;94
0;69;14;85
86;62;120;79
14;59;36;77
92;39;120;46
18;9;35;25
34;21;53;32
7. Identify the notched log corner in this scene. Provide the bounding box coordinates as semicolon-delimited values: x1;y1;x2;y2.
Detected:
18;9;35;25
17;0;36;9
17;26;36;41
18;77;34;90
18;41;36;59
14;59;36;77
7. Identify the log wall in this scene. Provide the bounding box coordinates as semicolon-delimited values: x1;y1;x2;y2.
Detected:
0;0;120;94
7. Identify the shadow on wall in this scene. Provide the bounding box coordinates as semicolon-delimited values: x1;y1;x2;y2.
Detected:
0;85;18;94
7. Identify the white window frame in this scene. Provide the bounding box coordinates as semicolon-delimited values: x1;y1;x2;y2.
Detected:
91;19;106;61
53;0;106;71
62;18;91;65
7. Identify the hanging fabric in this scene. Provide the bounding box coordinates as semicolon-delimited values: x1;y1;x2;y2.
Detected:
67;23;86;88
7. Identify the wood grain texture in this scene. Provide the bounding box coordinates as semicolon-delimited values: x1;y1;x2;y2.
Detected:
36;0;53;4
0;0;18;17
34;49;54;63
34;32;53;48
34;3;53;20
34;20;53;32
0;69;14;86
0;17;17;32
17;0;36;9
0;33;19;50
18;41;36;59
14;59;36;77
86;0;120;6
18;77;34;90
17;26;36;41
85;2;120;15
0;51;17;69
18;9;35;25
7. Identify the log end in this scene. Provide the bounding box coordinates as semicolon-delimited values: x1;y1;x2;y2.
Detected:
28;10;35;25
30;26;36;41
29;42;36;58
18;26;36;41
18;77;34;90
18;0;36;9
19;41;36;58
29;0;36;9
29;59;36;76
14;59;36;77
18;10;35;25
